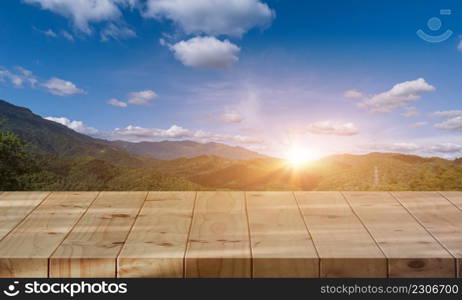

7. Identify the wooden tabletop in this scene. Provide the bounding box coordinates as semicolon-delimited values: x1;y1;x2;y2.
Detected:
0;191;460;278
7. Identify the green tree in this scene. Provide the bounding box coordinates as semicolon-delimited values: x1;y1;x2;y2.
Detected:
0;120;39;190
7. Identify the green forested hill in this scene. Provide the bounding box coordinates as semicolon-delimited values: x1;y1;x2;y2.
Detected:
2;99;462;191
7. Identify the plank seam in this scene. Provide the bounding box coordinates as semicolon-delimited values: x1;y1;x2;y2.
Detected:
292;191;321;278
47;191;101;278
438;192;462;213
0;191;52;244
243;192;254;278
114;191;149;278
341;192;389;277
390;192;457;277
183;191;197;278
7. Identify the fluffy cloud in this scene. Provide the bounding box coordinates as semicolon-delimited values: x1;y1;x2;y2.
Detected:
144;0;274;37
431;110;462;118
304;121;359;136
169;36;240;69
357;78;435;112
0;66;37;88
114;125;191;139
112;124;263;144
401;106;419;118
435;116;462;131
127;90;157;105
100;23;136;41
429;143;462;154
107;98;127;107
223;111;244;123
42;77;85;96
458;39;462;52
343;90;363;100
45;116;98;135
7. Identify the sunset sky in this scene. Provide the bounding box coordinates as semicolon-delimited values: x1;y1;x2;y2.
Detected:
2;0;462;159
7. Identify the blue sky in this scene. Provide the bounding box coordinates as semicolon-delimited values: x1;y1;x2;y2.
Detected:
1;0;462;159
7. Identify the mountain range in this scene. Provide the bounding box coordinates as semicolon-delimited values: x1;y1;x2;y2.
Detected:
0;99;265;165
2;99;462;191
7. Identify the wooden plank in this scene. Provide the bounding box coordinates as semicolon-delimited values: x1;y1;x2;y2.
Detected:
246;192;318;277
0;192;98;278
295;192;386;277
185;191;250;278
49;191;146;278
440;192;462;211
345;192;455;278
393;192;462;278
118;192;196;278
0;192;49;241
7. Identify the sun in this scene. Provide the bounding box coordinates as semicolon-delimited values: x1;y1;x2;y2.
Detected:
285;146;320;167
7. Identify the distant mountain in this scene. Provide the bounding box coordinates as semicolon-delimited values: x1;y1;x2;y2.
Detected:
0;99;265;162
0;99;152;168
106;140;266;160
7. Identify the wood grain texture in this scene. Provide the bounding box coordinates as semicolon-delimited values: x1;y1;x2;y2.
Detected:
393;192;462;278
118;192;196;278
49;192;146;278
185;191;250;278
440;192;462;211
246;192;318;277
0;192;98;278
295;192;386;277
0;192;49;241
345;192;455;278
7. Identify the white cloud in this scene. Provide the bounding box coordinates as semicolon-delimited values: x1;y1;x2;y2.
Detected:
410;121;427;128
23;0;136;34
435;116;462;131
401;106;419;118
112;124;263;144
304;121;359;136
458;39;462;52
364;142;421;153
223;111;244;123
45;116;98;135
0;66;37;88
343;90;363;100
61;30;75;41
429;143;462;154
34;27;58;37
127;90;157;105
114;125;191;139
357;78;435;112
143;0;275;37
100;23;136;41
169;36;240;69
431;110;462;118
42;77;85;96
107;98;127;107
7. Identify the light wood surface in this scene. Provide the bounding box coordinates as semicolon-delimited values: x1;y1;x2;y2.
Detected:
49;192;146;278
440;192;462;211
0;192;98;278
0;192;49;241
345;192;455;278
185;191;251;278
393;192;462;278
246;191;318;277
295;192;387;277
0;191;461;278
118;192;196;278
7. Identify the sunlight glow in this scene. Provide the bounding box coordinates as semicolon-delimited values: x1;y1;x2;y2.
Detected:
285;146;321;167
